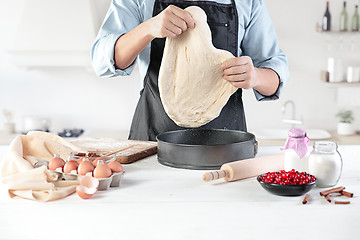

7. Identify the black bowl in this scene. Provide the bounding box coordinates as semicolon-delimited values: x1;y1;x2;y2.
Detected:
257;175;315;196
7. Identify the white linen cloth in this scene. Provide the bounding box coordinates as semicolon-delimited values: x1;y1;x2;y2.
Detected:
0;131;83;201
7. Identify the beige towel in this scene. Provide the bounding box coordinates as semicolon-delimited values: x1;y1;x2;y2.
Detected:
0;131;82;201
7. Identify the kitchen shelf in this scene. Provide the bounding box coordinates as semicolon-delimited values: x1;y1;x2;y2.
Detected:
318;30;360;34
315;24;360;34
323;81;360;87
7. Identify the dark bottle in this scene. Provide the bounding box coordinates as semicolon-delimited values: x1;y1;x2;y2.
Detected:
322;1;331;31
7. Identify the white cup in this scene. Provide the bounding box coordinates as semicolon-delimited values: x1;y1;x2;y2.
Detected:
22;116;51;132
3;122;15;134
328;58;344;82
347;66;360;83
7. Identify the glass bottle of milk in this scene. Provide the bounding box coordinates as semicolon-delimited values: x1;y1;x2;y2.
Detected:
308;141;342;187
283;128;310;172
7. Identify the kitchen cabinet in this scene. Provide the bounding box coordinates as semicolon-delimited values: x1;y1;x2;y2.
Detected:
0;144;359;239
2;129;358;146
0;130;129;145
5;0;109;69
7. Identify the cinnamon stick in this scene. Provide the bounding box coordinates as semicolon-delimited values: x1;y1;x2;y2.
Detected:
341;191;354;198
335;201;350;205
324;194;332;203
320;186;345;196
302;194;310;204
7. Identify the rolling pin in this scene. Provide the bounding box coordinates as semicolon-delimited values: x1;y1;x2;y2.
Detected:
202;153;284;182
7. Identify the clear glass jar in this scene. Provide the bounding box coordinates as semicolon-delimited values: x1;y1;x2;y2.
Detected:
308;141;342;187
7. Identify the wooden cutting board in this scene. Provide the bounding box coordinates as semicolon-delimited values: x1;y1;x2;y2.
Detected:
110;141;157;164
71;138;157;164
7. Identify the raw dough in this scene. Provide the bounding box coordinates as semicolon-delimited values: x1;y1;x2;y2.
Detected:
159;6;237;128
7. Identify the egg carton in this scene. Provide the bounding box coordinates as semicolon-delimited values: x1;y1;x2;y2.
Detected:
52;167;124;191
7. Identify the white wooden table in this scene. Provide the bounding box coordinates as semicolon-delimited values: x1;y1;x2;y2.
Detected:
0;145;359;240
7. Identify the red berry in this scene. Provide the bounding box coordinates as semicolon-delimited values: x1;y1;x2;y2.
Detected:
259;170;316;185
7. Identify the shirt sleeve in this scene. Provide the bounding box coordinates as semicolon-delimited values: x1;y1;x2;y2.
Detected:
90;0;142;77
241;0;289;101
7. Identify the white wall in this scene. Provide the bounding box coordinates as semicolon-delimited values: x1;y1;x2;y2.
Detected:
0;0;142;133
0;0;359;135
243;0;360;132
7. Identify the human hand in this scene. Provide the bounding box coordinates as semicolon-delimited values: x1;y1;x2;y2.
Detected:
148;5;195;38
221;56;258;89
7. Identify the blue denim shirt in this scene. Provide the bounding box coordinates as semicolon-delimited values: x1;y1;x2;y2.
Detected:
91;0;289;101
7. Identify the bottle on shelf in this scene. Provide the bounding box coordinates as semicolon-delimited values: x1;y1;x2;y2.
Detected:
352;5;359;31
340;1;348;31
322;1;331;31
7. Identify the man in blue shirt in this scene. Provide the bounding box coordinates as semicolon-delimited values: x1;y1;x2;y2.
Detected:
91;0;289;141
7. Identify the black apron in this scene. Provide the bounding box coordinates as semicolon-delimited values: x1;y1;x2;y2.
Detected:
129;0;246;141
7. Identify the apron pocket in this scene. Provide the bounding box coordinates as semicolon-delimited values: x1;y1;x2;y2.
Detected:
207;22;229;51
208;22;229;27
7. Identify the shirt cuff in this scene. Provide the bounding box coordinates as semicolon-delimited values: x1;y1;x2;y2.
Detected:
94;33;137;77
253;60;289;101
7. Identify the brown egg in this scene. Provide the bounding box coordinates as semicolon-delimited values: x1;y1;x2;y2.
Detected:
108;161;124;173
77;157;88;165
76;186;97;199
80;175;99;189
78;158;94;176
93;160;112;178
76;176;99;199
64;159;79;173
48;154;65;171
92;158;106;167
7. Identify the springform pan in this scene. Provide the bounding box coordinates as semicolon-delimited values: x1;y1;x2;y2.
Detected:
156;129;258;170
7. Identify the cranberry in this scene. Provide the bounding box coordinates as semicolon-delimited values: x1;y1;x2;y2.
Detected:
260;170;316;185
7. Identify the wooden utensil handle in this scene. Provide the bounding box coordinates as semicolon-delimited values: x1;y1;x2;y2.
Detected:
202;170;228;182
103;145;133;156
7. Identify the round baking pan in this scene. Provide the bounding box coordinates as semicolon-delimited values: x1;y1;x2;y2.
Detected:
156;129;258;170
